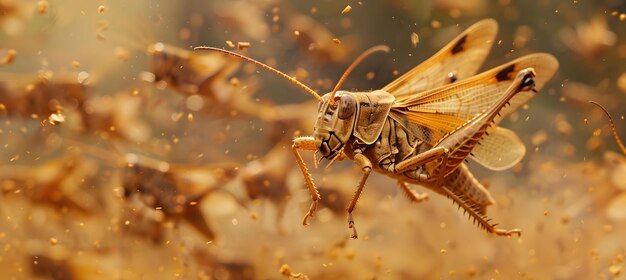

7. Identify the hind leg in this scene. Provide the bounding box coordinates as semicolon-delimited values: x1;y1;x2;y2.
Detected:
398;181;429;203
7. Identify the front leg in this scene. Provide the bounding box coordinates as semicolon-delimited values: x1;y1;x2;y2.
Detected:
346;152;372;239
292;137;320;225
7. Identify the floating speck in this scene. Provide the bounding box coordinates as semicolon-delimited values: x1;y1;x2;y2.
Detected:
410;32;419;48
2;49;16;64
237;42;251;50
341;5;352;14
37;0;48;14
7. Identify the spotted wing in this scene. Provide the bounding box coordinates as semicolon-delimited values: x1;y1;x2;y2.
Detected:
390;53;558;170
383;19;498;102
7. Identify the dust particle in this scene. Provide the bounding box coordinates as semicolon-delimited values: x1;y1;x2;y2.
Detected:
609;265;622;276
410;32;419;48
449;8;461;18
230;77;240;87
77;71;89;84
48;112;65;125
237;42;251;50
341;5;352;14
115;47;130;61
2;49;16;64
431;20;442;29
37;0;48;14
617;73;626;93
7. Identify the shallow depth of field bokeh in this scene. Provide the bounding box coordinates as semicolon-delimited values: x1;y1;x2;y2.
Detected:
1;0;626;279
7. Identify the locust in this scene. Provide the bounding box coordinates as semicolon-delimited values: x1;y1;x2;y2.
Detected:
145;42;300;124
195;19;559;238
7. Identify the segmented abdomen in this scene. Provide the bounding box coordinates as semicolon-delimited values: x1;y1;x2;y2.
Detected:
360;117;494;212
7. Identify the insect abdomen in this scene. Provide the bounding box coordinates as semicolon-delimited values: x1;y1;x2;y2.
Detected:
361;117;494;213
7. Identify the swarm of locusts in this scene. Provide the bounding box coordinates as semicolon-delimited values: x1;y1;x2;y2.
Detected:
197;19;558;238
5;1;626;277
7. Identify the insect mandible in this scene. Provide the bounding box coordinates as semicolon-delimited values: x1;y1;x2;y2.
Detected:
195;19;559;238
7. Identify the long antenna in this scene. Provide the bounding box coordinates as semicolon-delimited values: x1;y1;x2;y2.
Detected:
589;100;626;155
329;45;391;104
194;46;323;103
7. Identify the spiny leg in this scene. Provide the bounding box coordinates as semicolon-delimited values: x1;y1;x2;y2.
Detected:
398;181;429;203
347;153;372;239
292;137;320;225
441;185;521;237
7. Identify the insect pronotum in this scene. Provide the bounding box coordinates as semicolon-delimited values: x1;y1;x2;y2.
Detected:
196;19;558;238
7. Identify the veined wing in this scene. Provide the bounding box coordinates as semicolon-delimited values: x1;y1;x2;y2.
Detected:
383;19;498;101
390;53;558;170
392;53;558;127
469;127;526;170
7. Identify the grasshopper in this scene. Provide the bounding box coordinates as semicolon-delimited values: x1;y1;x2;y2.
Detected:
196;19;558;238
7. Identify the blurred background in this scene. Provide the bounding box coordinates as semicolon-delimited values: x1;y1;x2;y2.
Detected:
1;0;626;279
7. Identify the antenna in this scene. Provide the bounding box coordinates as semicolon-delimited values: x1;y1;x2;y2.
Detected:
194;46;323;103
329;45;391;104
589;101;626;155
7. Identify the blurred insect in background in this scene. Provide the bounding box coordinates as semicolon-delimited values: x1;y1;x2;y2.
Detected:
118;153;239;243
143;42;291;124
145;42;240;97
0;71;88;125
196;19;559;238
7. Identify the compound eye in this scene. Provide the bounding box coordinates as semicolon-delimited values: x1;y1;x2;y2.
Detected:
338;94;356;119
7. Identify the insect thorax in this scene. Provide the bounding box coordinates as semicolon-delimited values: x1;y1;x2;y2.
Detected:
314;90;396;159
356;116;431;177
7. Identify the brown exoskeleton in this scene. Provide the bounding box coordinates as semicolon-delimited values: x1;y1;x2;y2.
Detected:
196;19;559;238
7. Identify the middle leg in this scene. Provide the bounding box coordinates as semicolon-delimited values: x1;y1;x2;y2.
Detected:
346;153;372;239
398;181;429;203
